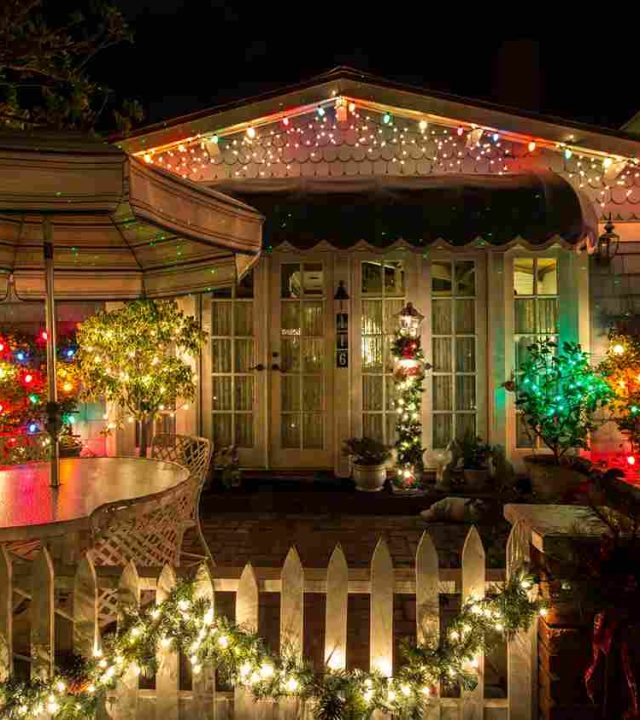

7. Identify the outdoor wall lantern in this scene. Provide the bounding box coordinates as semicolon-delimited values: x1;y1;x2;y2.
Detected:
595;215;620;264
334;280;350;309
396;302;424;339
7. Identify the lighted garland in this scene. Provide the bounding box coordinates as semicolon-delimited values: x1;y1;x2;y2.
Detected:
391;308;428;489
0;570;544;719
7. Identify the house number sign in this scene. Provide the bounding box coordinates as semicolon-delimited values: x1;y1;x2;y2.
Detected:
336;312;348;367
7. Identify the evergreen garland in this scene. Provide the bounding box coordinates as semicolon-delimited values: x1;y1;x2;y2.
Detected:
0;570;544;719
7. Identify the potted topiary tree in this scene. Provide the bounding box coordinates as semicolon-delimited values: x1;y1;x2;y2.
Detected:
342;437;391;492
505;339;613;499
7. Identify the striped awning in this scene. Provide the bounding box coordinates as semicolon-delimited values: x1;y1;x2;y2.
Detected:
0;132;263;299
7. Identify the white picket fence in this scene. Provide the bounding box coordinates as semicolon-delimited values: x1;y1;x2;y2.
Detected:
0;521;536;719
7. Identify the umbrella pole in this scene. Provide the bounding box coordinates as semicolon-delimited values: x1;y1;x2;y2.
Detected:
43;218;60;488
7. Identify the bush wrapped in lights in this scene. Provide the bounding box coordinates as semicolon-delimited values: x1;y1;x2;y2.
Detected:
392;303;429;489
0;330;79;436
76;300;205;456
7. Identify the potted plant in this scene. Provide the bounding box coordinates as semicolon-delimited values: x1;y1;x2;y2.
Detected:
458;431;492;489
505;339;613;500
342;437;391;492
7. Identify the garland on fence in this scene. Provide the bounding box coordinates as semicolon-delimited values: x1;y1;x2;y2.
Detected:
0;569;545;720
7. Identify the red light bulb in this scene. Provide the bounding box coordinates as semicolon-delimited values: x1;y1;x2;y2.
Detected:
40;330;48;341
24;373;33;384
0;342;4;352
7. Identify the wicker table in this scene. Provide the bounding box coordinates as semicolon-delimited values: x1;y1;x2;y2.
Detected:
0;457;189;562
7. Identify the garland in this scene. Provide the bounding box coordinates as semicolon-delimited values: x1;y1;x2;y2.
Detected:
0;570;544;719
391;332;427;489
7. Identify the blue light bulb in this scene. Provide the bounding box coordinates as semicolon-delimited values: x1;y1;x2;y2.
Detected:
16;352;25;361
28;423;38;433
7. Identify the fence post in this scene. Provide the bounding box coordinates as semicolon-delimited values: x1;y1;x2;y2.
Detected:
115;560;141;720
370;537;393;678
506;520;536;720
156;564;179;720
415;531;440;718
325;544;348;671
461;526;485;720
193;563;216;720
235;563;259;720
0;546;12;681
280;547;304;720
31;546;54;681
73;553;100;658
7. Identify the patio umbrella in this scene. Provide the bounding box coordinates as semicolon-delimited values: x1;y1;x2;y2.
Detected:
0;131;263;486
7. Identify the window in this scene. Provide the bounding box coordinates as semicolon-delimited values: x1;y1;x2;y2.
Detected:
211;272;255;447
513;257;558;447
431;260;477;449
361;260;405;444
280;263;325;449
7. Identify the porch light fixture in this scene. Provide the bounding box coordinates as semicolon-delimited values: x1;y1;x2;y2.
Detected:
334;280;350;302
395;302;424;339
595;215;620;264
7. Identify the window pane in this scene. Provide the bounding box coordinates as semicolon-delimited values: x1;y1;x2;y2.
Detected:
281;414;300;448
385;375;396;411
363;375;383;411
385;413;397;445
363;414;383;442
362;300;382;335
433;414;452;449
302;338;323;372
302;301;323;336
432;337;452;372
302;376;323;411
455;299;475;334
515;337;532;373
281;375;300;411
432;262;452;295
234;338;253;372
212;413;232;446
456;376;476;411
433;376;452;411
212;338;231;372
456;413;476;441
281;264;301;298
302;414;323;448
212;302;232;335
212;376;232;411
302;263;323;296
236;270;254;298
362;262;382;294
384;261;405;296
537;298;558;334
235;376;253;411
514;258;534;295
455;261;475;296
234;303;253;336
281;337;300;372
384;298;404;333
516;414;535;448
362;336;383;372
515;298;535;334
235;414;253;447
537;258;557;295
281;302;301;335
456;337;475;372
432;299;452;334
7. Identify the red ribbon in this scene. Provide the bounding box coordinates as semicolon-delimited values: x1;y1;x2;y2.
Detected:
585;611;640;719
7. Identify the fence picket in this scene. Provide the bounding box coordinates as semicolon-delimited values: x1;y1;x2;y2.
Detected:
461;527;485;720
193;563;216;720
235;563;259;720
31;546;54;681
506;520;536;720
370;537;393;678
73;554;99;658
0;546;12;681
415;532;440;719
325;544;348;671
280;547;304;720
156;564;179;720
115;561;141;720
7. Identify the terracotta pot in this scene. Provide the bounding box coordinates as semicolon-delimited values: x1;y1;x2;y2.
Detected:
463;468;488;490
523;454;586;500
352;463;386;492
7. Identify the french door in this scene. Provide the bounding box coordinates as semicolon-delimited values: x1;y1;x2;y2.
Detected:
268;257;334;468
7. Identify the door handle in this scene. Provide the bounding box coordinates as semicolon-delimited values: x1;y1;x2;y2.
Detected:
251;363;266;371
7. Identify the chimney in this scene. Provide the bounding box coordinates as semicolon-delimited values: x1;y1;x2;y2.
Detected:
493;39;541;112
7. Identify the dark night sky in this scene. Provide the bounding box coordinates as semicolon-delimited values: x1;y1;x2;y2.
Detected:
96;1;640;132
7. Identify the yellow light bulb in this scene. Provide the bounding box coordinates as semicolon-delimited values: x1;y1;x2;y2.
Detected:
612;343;625;356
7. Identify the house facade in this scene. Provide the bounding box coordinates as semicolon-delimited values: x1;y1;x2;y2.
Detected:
113;68;640;474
